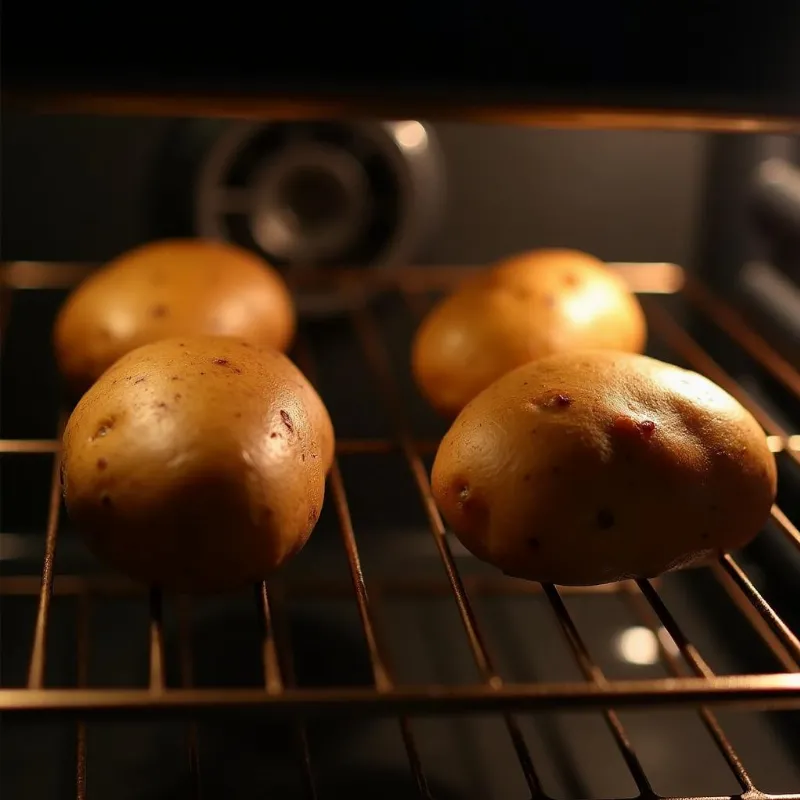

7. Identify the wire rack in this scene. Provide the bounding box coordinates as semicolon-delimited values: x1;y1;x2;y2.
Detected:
1;261;800;800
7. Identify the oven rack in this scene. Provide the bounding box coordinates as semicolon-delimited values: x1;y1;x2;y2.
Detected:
1;261;799;800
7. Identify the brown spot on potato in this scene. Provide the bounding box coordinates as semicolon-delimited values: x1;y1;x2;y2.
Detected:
611;415;657;440
150;304;169;318
563;273;580;287
171;376;180;381
133;376;147;385
174;393;182;401
212;357;243;374
308;505;318;524
234;412;242;419
100;493;113;508
280;410;294;433
638;420;656;437
96;458;108;471
596;508;615;530
534;391;572;409
527;537;541;550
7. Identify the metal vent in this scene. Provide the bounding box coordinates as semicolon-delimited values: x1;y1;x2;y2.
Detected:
192;120;444;315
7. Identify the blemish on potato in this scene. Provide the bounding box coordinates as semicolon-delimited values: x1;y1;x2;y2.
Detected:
527;537;541;550
171;376;180;381
150;304;169;318
308;505;318;524
212;357;243;374
638;420;656;437
563;273;580;287
174;394;182;401
534;391;572;409
280;410;294;433
133;376;147;385
610;415;656;440
596;508;615;530
96;458;108;471
92;419;114;439
234;412;242;419
100;493;113;508
454;482;487;519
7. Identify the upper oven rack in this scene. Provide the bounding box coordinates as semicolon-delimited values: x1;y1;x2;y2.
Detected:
0;261;799;800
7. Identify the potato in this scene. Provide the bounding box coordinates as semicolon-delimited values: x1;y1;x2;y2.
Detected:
61;336;334;592
431;351;776;585
412;249;646;416
54;239;296;396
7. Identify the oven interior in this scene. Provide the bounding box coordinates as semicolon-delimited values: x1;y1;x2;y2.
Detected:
1;121;800;800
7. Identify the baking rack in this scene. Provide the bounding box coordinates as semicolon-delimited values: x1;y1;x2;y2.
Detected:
1;261;800;800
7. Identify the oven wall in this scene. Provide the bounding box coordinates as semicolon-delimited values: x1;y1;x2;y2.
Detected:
1;113;706;269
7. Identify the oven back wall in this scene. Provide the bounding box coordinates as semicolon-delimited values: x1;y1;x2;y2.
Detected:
1;113;706;269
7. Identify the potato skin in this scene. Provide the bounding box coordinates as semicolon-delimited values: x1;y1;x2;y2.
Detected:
431;351;776;585
412;249;646;417
61;336;334;592
54;239;296;396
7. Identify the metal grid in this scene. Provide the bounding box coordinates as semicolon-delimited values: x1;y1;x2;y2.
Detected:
1;261;800;800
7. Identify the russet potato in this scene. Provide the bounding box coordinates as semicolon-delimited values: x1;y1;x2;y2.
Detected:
61;336;334;592
54;239;296;396
412;249;646;416
431;350;776;585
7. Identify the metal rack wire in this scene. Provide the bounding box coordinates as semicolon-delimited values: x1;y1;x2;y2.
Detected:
1;261;800;800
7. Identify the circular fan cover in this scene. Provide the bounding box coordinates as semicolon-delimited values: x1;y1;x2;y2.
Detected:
193;120;444;314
